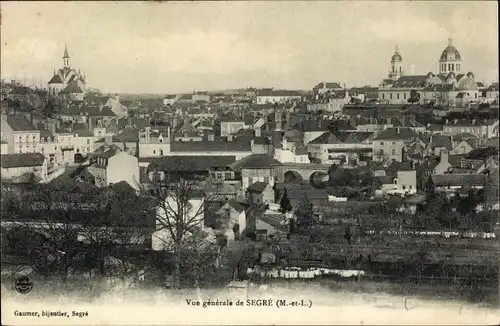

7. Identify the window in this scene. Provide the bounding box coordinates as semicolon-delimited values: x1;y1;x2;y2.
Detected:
153;150;156;154
225;209;231;221
475;93;477;99
451;63;454;71
391;148;396;155
210;172;216;179
392;141;396;145
225;172;231;179
397;93;400;100
390;93;393;100
402;185;406;190
159;138;163;143
159;150;164;156
380;142;384;145
382;93;385;99
409;185;413;190
87;139;90;144
32;135;36;141
448;64;451;71
404;93;407;100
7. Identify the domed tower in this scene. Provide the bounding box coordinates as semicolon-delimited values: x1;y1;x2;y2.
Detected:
388;45;404;80
439;38;462;74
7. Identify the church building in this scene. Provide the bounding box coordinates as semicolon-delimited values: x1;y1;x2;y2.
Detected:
47;44;87;100
378;39;481;110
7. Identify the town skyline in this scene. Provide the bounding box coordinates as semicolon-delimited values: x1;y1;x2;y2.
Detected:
1;1;498;94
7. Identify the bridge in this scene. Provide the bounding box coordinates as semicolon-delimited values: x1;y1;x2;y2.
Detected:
275;163;330;183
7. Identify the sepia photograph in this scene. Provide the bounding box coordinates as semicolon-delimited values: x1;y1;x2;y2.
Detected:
0;1;499;325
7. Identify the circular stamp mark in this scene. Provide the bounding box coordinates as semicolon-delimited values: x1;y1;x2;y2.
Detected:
14;276;33;294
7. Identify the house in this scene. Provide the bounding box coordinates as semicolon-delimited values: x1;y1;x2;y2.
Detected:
138;126;171;159
88;148;140;190
274;136;310;164
217;112;246;137
430;173;487;195
255;90;302;105
172;120;202;142
307;131;373;165
442;119;499;139
255;214;288;241
485;83;499;101
384;161;417;195
163;94;178;106
229;154;283;195
313;82;343;94
1;114;40;154
148;155;236;177
246;181;274;206
292;119;331;145
1;153;47;181
215;199;247;241
169;139;253;161
449;138;477;155
94;129;139;157
372;127;420;163
432;150;453;175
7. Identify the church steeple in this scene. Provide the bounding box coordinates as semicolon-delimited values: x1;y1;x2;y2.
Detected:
63;43;70;68
389;45;404;80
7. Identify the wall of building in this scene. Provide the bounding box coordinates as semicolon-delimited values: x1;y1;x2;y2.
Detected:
372;140;404;162
106;151;140;189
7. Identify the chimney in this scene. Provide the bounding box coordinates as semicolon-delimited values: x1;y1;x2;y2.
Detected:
145;126;151;143
88;116;93;131
275;110;282;131
440;150;449;164
255;126;261;137
104;135;113;146
396;127;400;134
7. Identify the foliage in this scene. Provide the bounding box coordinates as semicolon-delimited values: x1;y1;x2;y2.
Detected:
279;188;293;213
407;89;420;104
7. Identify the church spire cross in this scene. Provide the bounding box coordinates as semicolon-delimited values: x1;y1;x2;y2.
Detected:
395;45;399;53
448;38;453;46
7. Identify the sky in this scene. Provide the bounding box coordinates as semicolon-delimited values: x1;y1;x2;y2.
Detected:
1;1;498;94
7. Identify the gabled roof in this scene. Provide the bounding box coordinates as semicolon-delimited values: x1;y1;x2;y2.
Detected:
1;153;45;168
218;112;242;122
431;135;453;150
486;83;498;91
386;161;414;172
170;140;252;152
230;154;283;171
247;181;269;193
257;90;302;97
391;75;427;88
293;119;331;132
61;81;83;94
6;115;37;131
309;132;342;144
431;174;486;187
374;127;419;141
48;74;63;84
96;129;138;143
225;199;246;213
147;155;236;173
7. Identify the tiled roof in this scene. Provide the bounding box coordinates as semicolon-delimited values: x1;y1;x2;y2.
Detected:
6;115;37;131
309;132;341;144
486;83;498;91
257;90;302;97
226;199;246;213
74;129;93;137
148;155;236;173
60;104;117;117
374;127;419;141
218;112;242;122
84;96;111;106
431;174;486;187
230;154;283;171
247;181;269;193
314;82;343;89
431;135;452;150
47;75;63;84
386;161;414;172
1;153;45;168
391;75;427;88
293;119;331;132
170;140;252;152
61;81;83;94
95;129;138;143
91;148;119;160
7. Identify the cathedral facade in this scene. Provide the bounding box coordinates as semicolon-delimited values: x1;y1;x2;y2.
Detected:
378;39;480;109
47;44;86;100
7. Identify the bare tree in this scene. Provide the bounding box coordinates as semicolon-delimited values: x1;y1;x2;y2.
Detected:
147;172;228;289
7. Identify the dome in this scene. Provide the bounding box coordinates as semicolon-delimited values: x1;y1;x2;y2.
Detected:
391;53;403;61
391;45;403;61
466;72;475;79
440;38;461;61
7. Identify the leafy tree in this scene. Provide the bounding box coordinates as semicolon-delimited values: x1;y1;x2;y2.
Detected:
279;188;293;213
408;89;421;104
